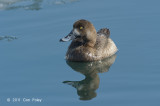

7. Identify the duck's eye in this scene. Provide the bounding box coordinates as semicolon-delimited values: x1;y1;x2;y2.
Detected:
79;26;83;30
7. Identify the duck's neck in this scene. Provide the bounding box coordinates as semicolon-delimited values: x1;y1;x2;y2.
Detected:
85;35;97;47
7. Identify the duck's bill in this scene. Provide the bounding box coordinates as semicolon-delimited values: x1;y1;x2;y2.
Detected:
60;30;75;42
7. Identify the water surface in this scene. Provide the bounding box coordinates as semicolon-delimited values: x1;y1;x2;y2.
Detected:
0;0;160;106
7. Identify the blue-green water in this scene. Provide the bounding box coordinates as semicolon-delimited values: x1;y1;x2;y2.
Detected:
0;0;160;106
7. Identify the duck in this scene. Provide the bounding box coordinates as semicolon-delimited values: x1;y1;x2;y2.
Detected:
60;19;117;61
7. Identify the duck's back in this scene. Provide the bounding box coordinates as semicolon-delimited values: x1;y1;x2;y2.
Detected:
93;28;116;59
96;28;117;58
95;28;110;51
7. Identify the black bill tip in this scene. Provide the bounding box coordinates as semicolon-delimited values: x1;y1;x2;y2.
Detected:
59;38;63;42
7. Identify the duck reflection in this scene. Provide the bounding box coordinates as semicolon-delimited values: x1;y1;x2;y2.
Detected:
63;54;117;100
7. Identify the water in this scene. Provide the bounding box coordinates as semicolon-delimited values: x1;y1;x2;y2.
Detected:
0;0;160;106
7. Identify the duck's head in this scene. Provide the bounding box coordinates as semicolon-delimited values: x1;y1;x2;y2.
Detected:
60;19;97;47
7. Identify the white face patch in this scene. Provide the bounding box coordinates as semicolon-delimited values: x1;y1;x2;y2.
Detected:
73;29;80;36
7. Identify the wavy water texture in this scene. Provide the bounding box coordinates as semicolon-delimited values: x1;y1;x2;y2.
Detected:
0;35;17;41
0;0;160;105
0;0;78;10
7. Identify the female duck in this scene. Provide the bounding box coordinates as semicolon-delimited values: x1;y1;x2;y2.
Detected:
60;19;117;61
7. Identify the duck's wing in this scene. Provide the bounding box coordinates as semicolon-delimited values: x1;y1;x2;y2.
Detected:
97;28;110;38
95;28;110;51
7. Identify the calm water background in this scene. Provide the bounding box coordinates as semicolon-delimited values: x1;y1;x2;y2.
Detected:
0;0;160;106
